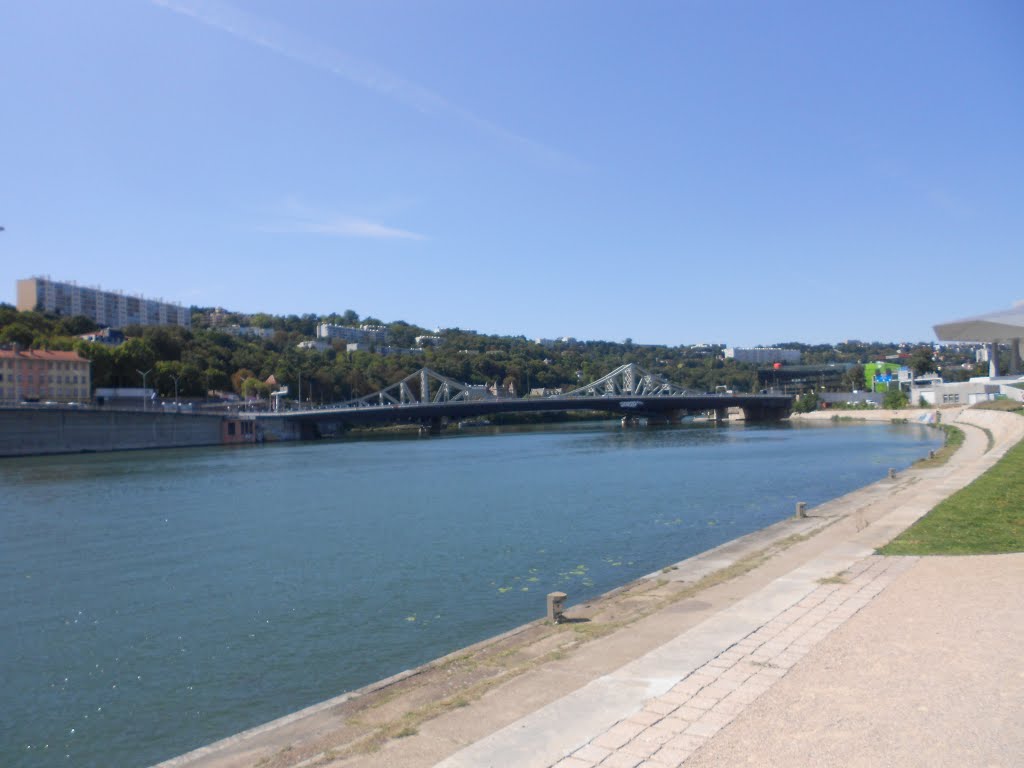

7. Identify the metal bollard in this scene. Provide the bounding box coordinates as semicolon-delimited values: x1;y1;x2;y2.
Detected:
795;501;807;519
547;591;567;623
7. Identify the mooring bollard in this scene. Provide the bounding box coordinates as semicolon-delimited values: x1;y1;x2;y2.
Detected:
795;501;807;519
547;591;567;623
888;468;896;479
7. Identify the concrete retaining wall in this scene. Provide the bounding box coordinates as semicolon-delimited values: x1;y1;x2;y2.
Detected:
254;416;305;442
0;407;225;458
998;383;1024;402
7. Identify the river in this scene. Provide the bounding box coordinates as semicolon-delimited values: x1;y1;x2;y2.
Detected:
0;419;940;767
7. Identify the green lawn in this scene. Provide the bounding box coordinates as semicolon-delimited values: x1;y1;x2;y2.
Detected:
881;414;1024;555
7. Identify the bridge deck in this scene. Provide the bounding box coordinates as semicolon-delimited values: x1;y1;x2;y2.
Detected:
258;394;792;428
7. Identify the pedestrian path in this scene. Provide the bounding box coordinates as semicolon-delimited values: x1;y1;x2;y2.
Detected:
550;555;916;768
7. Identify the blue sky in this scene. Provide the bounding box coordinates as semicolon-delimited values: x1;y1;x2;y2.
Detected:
2;1;1021;346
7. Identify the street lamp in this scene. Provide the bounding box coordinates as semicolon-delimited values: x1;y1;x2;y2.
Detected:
137;368;152;411
170;374;181;405
12;341;20;403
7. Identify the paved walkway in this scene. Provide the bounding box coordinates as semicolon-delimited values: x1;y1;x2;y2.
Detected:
685;553;1024;768
550;556;920;768
433;407;1024;768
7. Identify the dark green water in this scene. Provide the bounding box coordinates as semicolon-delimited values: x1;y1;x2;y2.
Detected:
0;420;940;767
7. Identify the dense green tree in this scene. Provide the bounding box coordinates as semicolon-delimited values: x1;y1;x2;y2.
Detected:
113;339;158;387
907;347;934;377
0;322;36;347
75;341;115;388
241;378;270;399
793;392;819;413
154;361;180;397
204;367;230;392
841;364;867;391
323;309;361;325
883;388;910;409
57;315;100;336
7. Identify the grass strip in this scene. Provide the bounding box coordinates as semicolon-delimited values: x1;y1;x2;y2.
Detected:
972;399;1024;412
912;424;964;469
881;423;1024;555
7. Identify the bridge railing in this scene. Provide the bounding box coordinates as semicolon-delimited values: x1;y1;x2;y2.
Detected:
557;363;693;398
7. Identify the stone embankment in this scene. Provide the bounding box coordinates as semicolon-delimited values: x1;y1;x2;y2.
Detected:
156;405;1024;768
0;407;225;457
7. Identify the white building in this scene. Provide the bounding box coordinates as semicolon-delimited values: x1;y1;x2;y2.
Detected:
297;340;332;352
911;378;1023;407
16;276;190;330
725;347;802;364
316;323;389;345
224;325;275;339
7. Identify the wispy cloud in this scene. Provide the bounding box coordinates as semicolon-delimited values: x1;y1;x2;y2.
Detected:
261;204;427;241
284;215;426;241
151;0;576;169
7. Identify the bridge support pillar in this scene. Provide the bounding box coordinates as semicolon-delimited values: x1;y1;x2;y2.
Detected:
646;410;683;426
421;417;447;436
741;405;791;423
713;408;728;423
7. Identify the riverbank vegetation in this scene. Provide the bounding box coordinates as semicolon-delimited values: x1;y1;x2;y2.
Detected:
911;424;965;469
881;414;1024;555
972;399;1024;413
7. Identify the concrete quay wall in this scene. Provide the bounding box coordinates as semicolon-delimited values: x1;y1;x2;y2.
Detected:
0;407;225;458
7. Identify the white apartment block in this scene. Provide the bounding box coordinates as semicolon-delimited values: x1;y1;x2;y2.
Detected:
725;347;802;364
224;325;275;339
316;323;389;345
16;277;190;330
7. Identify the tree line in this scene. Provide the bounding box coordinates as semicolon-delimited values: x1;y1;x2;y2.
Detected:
0;303;979;403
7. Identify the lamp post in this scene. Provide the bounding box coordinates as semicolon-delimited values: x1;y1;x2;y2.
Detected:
12;341;20;404
170;374;181;405
137;368;152;411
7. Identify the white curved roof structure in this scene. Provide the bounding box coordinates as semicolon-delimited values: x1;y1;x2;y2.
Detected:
933;305;1024;342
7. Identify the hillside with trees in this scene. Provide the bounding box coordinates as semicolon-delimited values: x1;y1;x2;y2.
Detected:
0;303;981;404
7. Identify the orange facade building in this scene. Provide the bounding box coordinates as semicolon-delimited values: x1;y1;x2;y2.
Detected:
0;349;92;403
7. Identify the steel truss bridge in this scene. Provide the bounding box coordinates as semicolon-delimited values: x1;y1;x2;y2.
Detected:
250;364;792;438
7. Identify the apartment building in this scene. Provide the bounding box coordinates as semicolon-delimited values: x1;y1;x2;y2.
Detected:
725;347;802;364
316;323;389;345
0;349;91;402
223;325;275;339
16;277;190;330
